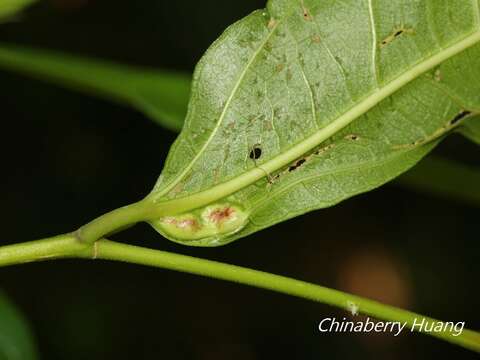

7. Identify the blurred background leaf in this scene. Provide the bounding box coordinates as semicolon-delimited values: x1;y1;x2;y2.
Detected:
396;155;480;207
0;44;191;131
459;115;480;145
396;115;480;208
0;291;38;360
0;0;37;22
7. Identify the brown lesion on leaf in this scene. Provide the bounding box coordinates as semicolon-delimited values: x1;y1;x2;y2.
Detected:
288;158;306;172
380;25;415;48
276;63;285;72
313;143;336;155
170;182;184;197
392;109;474;149
345;134;360;141
300;0;313;21
449;110;471;125
311;34;321;43
267;143;336;185
208;206;236;225
163;217;201;232
425;67;442;82
268;18;277;29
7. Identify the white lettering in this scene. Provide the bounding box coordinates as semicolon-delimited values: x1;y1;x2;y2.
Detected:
318;318;332;332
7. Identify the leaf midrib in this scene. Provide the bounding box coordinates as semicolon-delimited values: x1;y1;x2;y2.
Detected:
151;27;480;218
249;143;439;211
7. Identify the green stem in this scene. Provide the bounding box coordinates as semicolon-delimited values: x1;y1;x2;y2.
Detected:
0;237;478;352
0;234;90;266
75;154;480;246
77;199;155;244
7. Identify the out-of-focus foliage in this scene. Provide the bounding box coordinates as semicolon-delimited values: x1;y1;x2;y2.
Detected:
0;0;36;22
0;44;191;131
0;291;38;360
460;114;480;145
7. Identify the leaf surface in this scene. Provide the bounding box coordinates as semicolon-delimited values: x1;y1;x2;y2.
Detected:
0;291;38;360
148;0;480;246
460;114;480;144
0;44;191;131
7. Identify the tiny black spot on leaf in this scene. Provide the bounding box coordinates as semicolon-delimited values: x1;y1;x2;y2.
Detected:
450;110;471;125
250;146;262;160
289;158;306;172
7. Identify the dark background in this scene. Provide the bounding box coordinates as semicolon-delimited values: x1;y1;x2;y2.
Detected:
0;0;479;359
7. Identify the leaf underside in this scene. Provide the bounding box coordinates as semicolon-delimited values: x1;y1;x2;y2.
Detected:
149;0;480;246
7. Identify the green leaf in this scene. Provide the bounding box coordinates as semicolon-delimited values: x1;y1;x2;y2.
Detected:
396;155;480;207
459;114;480;144
0;291;38;360
0;44;191;131
147;0;480;246
0;0;36;21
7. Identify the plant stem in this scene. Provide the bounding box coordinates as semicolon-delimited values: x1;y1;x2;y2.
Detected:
75;154;480;247
0;234;89;266
0;237;478;352
77;199;155;244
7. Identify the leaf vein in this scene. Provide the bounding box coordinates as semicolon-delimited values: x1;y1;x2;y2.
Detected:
158;19;281;197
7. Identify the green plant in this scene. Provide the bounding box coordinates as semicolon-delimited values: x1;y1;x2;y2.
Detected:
0;0;36;22
0;292;38;359
1;0;480;355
